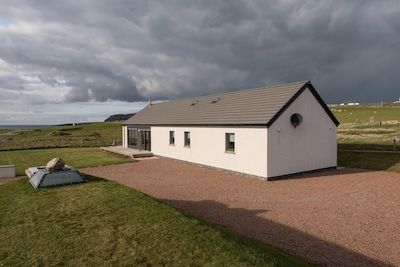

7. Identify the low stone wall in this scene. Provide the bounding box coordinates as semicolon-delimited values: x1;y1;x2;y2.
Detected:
0;165;16;178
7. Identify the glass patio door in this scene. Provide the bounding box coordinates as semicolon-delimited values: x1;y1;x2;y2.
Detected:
140;130;151;151
128;128;138;148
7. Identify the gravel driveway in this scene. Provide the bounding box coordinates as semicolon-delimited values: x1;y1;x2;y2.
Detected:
80;158;400;266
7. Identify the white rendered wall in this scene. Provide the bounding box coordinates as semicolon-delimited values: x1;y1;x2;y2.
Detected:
267;88;337;178
151;126;268;178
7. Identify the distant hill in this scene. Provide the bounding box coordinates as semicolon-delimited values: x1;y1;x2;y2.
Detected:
104;113;135;122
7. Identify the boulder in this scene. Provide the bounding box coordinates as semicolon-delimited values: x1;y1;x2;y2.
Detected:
46;157;65;173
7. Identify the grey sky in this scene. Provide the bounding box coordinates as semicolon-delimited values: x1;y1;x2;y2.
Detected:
1;0;400;124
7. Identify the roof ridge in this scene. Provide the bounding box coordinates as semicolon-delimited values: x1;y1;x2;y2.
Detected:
151;80;309;106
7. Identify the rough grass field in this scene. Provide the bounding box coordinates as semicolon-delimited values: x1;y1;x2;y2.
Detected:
331;105;400;151
0;176;310;267
0;122;123;150
331;104;400;123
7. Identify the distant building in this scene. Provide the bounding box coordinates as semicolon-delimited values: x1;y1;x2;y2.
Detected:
123;81;339;180
340;101;359;106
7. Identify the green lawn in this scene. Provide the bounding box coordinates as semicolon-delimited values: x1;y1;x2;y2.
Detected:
0;176;311;267
0;147;133;176
338;150;400;172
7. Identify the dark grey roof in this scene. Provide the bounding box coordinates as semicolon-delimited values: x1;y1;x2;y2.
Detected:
124;80;339;127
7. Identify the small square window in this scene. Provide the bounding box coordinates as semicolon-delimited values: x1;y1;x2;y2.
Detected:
169;131;175;145
184;131;191;147
225;133;235;152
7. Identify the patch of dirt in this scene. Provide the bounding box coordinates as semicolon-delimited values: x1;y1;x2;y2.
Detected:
79;159;398;266
0;176;24;185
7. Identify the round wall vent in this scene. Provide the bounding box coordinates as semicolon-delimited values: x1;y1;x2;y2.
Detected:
290;113;303;128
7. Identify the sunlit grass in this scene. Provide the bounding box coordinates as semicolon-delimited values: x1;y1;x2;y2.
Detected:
337;123;400;151
331;105;400;123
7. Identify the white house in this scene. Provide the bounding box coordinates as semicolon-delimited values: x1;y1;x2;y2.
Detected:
123;80;339;180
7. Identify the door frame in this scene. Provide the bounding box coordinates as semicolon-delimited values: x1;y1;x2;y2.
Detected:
127;127;151;151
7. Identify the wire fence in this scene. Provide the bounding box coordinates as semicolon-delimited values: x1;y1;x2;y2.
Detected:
0;137;122;151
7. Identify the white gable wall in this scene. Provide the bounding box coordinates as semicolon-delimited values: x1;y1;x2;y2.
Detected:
151;126;269;178
267;88;337;178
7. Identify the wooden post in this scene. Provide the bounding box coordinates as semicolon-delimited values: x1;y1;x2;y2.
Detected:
81;139;83;147
394;139;396;151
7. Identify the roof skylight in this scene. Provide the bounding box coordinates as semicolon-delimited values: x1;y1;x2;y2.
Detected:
190;100;199;106
211;97;221;103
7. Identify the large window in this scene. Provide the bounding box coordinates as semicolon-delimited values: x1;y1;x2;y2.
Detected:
169;131;175;145
225;133;235;152
128;128;138;147
184;131;191;147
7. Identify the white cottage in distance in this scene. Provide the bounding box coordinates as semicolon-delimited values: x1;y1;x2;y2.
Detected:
123;80;340;180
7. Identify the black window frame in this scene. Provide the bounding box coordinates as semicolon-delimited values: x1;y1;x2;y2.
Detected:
184;131;191;147
225;133;235;152
169;131;175;145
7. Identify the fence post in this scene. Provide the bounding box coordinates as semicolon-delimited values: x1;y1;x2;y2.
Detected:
394;139;396;151
81;139;83;147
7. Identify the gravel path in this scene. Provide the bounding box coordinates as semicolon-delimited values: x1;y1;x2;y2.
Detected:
80;158;399;266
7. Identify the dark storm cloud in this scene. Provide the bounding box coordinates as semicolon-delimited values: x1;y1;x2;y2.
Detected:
64;72;143;102
1;0;400;107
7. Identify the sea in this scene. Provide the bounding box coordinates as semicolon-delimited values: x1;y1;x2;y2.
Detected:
0;125;53;130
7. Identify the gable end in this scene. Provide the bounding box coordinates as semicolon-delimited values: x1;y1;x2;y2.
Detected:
266;81;339;127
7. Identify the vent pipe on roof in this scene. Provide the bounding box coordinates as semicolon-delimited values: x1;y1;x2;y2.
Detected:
148;97;152;106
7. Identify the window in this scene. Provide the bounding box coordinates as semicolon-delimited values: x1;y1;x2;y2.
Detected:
225;133;235;152
184;131;191;147
169;131;175;145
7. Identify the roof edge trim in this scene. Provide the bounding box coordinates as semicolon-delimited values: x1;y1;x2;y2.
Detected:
124;123;268;128
307;82;340;126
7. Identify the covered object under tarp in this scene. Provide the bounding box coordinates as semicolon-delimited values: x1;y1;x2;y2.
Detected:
26;166;88;189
